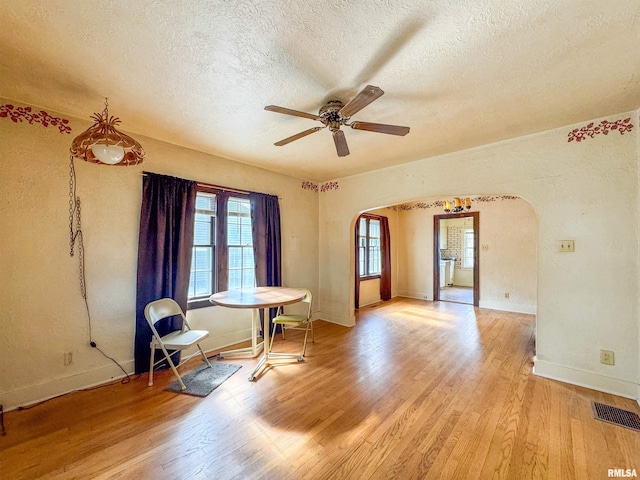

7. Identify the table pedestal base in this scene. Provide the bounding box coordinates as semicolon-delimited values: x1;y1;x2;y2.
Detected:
248;351;304;381
248;307;304;381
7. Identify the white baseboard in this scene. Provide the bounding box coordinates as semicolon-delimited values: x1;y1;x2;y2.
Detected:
1;359;136;413
533;358;638;400
479;299;536;315
359;296;381;307
397;290;432;301
0;331;260;413
317;311;354;327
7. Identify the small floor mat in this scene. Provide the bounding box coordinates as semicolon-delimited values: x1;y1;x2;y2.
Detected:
591;401;640;432
166;362;241;397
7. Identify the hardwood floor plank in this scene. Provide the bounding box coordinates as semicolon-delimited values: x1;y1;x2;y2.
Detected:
2;298;639;479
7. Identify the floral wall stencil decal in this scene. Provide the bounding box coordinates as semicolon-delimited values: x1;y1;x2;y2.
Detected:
568;118;633;143
320;181;339;192
302;181;339;192
1;104;72;134
391;195;519;211
301;181;319;192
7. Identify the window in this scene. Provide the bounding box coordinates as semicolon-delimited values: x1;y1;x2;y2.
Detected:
463;228;474;268
189;192;216;299
358;215;381;277
188;190;255;308
226;197;255;290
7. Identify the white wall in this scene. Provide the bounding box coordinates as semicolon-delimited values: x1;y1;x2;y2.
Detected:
0;98;319;410
394;197;537;314
318;110;640;400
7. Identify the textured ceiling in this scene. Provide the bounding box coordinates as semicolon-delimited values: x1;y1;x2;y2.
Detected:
1;1;639;182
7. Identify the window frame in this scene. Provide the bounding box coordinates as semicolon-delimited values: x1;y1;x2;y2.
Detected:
226;196;256;292
188;191;217;306
187;187;254;310
358;214;382;280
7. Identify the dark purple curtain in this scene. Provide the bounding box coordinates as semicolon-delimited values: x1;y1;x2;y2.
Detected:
134;173;197;374
250;192;282;334
354;220;360;310
380;216;392;301
216;193;229;292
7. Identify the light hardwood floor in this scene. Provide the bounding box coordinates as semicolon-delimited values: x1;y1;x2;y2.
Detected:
2;298;639;479
439;285;474;304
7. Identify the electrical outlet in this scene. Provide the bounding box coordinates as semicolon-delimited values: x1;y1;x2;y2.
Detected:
560;240;575;252
504;292;510;299
63;351;73;366
600;349;615;366
482;244;489;251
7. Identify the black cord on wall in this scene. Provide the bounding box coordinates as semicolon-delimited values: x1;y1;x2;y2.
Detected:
1;405;6;436
68;156;130;384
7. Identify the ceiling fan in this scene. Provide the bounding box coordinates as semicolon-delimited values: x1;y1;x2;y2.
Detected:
264;85;410;157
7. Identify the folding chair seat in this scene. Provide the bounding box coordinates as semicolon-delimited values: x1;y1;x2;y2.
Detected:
269;288;314;356
144;298;212;390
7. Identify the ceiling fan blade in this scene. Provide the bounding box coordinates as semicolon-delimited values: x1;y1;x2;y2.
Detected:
338;85;384;118
265;105;320;121
350;121;410;136
332;129;350;157
274;126;324;146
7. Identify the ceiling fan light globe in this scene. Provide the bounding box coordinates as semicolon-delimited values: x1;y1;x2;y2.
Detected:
91;144;125;165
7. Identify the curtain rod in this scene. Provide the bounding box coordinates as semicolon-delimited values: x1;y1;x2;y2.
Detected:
141;171;277;197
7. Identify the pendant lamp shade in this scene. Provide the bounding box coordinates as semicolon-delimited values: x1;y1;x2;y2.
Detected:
70;100;145;166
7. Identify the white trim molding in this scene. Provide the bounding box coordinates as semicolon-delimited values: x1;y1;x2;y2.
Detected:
534;357;638;400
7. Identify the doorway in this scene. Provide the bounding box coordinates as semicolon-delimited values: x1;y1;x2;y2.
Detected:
433;211;479;306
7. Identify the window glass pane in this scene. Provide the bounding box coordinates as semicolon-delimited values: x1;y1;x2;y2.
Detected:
359;217;368;277
463;229;474;268
241;222;252;245
369;243;381;275
227;198;254;289
194;271;211;297
228;269;241;290
189;192;216;300
227;199;240;214
195;193;216;212
188;271;196;298
194;219;211;245
243;247;254;265
227;220;240;244
242;267;255;288
229;247;241;268
369;219;380;239
194;247;211;270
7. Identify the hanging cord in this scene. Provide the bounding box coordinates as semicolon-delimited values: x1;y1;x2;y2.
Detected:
0;405;5;436
69;156;130;383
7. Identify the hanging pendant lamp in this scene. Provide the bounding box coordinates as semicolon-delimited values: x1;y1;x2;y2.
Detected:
443;197;472;213
70;98;144;166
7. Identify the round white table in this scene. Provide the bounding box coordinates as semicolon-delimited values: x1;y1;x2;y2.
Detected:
210;286;307;381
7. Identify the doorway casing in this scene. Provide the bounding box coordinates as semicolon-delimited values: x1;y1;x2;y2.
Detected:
433;211;480;306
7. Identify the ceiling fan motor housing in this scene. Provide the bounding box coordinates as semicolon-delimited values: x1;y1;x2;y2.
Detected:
320;100;347;130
